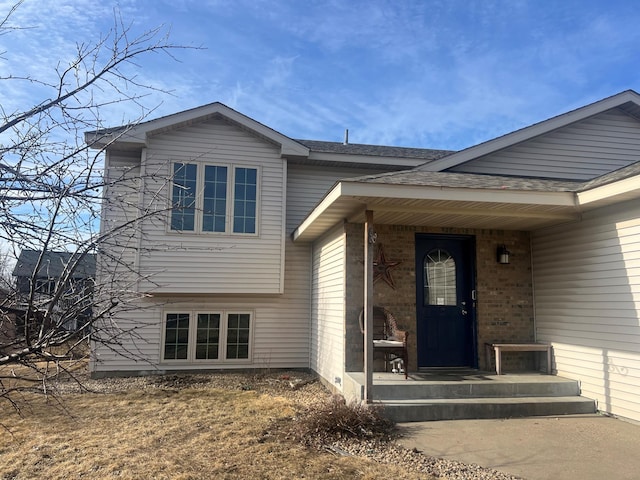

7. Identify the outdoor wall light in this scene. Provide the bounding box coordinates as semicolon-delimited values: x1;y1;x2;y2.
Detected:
497;244;511;264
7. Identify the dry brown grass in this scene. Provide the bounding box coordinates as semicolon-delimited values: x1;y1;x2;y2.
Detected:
0;369;432;480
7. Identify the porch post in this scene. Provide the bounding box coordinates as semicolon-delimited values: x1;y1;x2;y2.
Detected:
364;210;374;403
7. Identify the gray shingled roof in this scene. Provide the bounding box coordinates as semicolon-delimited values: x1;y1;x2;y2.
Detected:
12;250;96;279
296;139;454;160
577;159;640;191
343;155;640;193
346;170;583;192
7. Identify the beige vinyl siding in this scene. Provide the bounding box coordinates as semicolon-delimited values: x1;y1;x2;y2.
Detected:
91;301;163;371
92;238;312;373
452;109;640;180
98;150;142;279
92;150;150;371
93;129;397;374
93;148;378;373
135;118;286;294
286;164;389;233
99;150;142;265
311;224;346;390
532;199;640;421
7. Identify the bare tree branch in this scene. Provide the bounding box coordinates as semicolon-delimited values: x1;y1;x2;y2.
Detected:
0;1;202;413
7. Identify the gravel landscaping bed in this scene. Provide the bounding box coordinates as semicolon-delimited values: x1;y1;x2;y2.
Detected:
54;369;521;480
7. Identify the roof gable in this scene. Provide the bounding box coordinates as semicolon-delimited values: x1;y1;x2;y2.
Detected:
420;90;640;176
86;102;310;158
446;108;640;180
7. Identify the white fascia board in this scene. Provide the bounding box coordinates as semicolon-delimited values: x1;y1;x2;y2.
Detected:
340;181;577;207
423;90;640;172
292;183;345;241
306;151;430;168
577;175;640;208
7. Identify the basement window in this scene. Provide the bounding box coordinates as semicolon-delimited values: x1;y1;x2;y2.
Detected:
162;310;252;362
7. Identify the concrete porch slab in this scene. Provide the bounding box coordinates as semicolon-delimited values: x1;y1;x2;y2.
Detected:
346;371;572;385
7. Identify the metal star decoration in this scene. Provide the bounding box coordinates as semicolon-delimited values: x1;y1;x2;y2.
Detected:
373;245;401;289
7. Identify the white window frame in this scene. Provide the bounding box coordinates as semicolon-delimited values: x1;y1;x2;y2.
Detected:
161;309;254;364
168;161;260;236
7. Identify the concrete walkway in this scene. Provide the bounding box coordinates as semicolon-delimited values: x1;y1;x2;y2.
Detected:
398;414;640;480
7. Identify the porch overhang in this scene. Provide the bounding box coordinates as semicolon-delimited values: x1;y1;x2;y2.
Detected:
292;181;579;242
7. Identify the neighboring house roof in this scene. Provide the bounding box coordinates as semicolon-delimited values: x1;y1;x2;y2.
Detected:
419;89;640;173
12;250;96;279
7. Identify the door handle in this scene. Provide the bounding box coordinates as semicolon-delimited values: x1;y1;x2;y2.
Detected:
461;309;468;315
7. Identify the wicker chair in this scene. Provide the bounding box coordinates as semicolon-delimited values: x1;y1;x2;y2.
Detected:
359;306;409;379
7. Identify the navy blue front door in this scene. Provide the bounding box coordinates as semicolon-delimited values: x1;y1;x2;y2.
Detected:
415;234;476;368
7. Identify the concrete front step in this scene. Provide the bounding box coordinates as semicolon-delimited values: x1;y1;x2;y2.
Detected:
373;377;580;400
342;372;597;422
382;396;596;422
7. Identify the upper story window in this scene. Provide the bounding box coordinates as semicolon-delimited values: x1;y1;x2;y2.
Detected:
170;162;258;234
203;165;228;232
232;167;257;234
171;163;198;231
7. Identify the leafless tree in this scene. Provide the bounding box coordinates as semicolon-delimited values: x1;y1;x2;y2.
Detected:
0;1;198;412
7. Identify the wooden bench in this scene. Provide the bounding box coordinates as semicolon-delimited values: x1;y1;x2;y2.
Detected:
485;343;552;375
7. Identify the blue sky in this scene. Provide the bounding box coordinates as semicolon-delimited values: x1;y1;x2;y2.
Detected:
3;0;640;151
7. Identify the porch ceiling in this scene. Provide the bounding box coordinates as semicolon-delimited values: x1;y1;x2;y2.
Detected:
292;182;580;241
350;197;579;229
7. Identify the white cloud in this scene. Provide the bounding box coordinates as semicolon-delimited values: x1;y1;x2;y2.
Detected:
262;55;298;90
5;0;640;152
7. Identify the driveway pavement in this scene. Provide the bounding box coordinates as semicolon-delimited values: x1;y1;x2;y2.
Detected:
397;414;640;480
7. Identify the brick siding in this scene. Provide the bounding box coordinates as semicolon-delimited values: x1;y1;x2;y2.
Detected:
344;223;535;373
